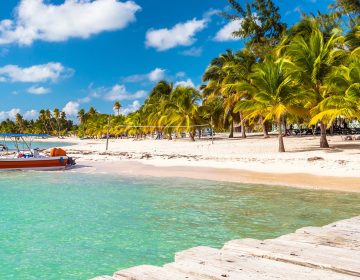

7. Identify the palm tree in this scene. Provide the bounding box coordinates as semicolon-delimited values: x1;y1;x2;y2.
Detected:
44;109;55;133
38;109;48;133
113;101;121;116
166;86;202;141
77;109;86;125
15;113;24;133
240;59;304;152
202;50;239;138
310;59;360;125
330;0;360;29
124;111;143;139
284;26;346;148
142;81;173;137
53;108;60;136
222;49;257;138
345;25;360;51
88;107;97;117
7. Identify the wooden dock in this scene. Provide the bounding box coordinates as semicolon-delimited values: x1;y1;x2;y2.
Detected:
91;215;360;280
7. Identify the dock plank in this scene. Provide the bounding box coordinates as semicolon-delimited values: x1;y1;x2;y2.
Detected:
325;217;360;232
92;215;360;280
168;246;358;280
113;265;208;280
278;226;360;250
223;238;360;276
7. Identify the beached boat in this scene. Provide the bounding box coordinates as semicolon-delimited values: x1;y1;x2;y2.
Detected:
0;133;75;171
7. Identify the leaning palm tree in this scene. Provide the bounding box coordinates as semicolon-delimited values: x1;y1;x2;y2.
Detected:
113;101;121;116
284;27;346;148
240;59;304;152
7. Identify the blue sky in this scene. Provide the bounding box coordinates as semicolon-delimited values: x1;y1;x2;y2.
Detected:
0;0;332;121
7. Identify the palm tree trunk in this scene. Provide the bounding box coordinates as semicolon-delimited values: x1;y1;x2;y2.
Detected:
278;118;285;152
189;131;195;141
229;120;234;138
283;117;287;137
319;121;329;148
57;120;60;137
260;116;269;138
240;112;246;138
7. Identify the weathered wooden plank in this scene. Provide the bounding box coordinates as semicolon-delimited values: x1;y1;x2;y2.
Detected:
175;246;223;262
325;217;360;232
113;265;208;280
223;238;360;276
278;226;360;250
92;215;360;280
168;246;358;280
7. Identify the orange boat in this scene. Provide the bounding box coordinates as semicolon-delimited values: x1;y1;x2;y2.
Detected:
0;134;75;171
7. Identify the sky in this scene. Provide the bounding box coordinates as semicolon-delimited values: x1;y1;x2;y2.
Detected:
0;0;333;121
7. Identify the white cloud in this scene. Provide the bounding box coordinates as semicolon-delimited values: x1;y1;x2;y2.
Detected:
175;79;195;88
0;0;141;45
181;46;203;57
214;20;242;42
24;109;39;120
0;108;21;121
120;100;141;115
27;86;51;95
62;101;80;117
123;68;165;83
148;68;166;82
0;62;72;83
146;18;207;51
0;108;39;121
176;71;186;78
104;84;146;101
77;96;91;103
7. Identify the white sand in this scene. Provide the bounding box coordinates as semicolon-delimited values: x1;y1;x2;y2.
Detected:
45;134;360;191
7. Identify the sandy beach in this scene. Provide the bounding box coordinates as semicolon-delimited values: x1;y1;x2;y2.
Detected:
47;134;360;192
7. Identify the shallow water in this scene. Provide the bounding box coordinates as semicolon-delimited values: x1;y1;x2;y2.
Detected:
0;141;73;151
0;172;359;279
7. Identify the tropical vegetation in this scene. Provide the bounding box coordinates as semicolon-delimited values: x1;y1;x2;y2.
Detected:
0;0;358;152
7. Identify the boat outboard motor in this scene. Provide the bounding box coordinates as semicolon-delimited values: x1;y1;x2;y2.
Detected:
32;148;40;157
67;157;76;166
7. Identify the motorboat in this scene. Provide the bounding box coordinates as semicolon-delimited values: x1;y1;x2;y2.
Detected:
0;133;75;171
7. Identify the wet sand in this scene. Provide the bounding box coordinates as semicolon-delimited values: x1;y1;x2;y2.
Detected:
73;160;360;193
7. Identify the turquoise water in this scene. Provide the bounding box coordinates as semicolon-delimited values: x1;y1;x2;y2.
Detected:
0;172;360;280
1;141;73;151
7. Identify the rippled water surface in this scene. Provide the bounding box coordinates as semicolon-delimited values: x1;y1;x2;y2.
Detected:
0;172;359;279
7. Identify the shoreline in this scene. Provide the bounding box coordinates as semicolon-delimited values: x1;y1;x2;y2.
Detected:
72;160;360;193
46;134;360;193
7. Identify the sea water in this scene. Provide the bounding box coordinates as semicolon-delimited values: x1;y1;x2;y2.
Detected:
0;172;359;279
0;141;73;151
